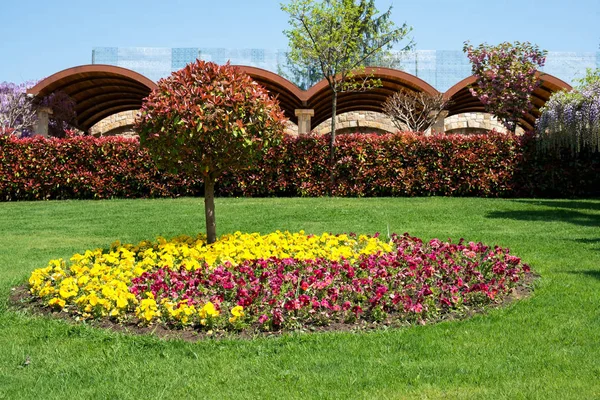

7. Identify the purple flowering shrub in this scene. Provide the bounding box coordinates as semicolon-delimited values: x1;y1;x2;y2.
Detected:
130;233;530;331
537;68;600;154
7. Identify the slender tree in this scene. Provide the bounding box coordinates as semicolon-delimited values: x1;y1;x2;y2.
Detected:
281;0;413;189
135;60;287;243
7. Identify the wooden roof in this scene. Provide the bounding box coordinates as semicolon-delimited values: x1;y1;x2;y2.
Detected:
28;64;571;133
27;65;157;131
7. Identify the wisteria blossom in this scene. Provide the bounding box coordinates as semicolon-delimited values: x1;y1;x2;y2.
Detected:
537;69;600;154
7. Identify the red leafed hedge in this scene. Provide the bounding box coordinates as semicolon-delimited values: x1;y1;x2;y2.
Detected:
1;132;599;201
0;135;202;201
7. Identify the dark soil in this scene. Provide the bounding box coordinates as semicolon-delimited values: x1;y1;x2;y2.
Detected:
8;272;537;342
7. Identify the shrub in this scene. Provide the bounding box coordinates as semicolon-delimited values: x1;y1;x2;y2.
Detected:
1;131;599;200
0;135;202;201
219;132;522;197
135;60;286;243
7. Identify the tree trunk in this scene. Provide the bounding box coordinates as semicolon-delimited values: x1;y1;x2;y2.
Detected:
204;178;217;244
329;90;338;194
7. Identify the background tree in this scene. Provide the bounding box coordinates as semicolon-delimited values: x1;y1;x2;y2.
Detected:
0;81;37;137
536;68;600;154
281;0;413;187
383;88;449;132
463;41;547;133
135;60;287;243
277;54;322;90
40;91;77;138
278;48;407;91
1;81;77;138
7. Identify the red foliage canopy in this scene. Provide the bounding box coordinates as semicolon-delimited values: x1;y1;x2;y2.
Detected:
135;60;287;181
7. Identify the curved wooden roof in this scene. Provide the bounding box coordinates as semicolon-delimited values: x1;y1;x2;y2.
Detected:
27;64;571;133
305;67;439;127
27;65;157;131
236;66;305;122
444;72;571;131
235;66;439;127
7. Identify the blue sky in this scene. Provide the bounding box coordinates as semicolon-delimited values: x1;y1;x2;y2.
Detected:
1;0;598;83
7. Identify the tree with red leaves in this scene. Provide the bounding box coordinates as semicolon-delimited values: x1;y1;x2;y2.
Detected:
135;60;287;243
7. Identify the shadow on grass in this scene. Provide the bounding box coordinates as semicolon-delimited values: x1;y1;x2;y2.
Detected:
573;238;600;245
512;199;600;212
486;208;600;228
569;270;600;281
571;238;600;252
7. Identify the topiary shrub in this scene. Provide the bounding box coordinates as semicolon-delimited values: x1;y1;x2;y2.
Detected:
135;60;287;243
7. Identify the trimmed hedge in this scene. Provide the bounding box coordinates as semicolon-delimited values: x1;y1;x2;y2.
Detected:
0;136;202;201
1;132;599;201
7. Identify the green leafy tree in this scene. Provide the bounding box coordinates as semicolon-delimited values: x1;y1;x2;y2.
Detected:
278;49;406;91
277;53;322;90
135;60;287;243
281;0;413;188
463;41;547;133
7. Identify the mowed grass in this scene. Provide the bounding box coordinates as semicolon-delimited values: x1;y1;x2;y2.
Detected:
0;197;599;399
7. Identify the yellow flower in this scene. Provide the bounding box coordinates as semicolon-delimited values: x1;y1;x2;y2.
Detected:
136;297;159;323
87;292;99;306
59;277;79;299
48;297;66;309
231;305;244;318
38;286;56;297
229;305;245;323
199;302;220;319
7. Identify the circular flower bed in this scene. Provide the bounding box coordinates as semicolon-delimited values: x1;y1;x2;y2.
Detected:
27;231;530;333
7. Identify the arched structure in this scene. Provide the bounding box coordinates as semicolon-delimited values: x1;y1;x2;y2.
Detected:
234;66;439;131
27;65;157;131
304;67;439;128
236;66;306;123
29;64;572;136
443;72;572;131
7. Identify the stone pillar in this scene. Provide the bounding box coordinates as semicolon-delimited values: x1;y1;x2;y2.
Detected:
34;107;53;137
430;110;448;134
295;109;314;135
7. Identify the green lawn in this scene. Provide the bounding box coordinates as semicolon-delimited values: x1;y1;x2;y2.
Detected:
1;197;599;399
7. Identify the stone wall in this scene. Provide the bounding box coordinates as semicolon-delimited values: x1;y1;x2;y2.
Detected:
90;110;137;137
312;111;398;135
444;113;524;135
90;109;520;137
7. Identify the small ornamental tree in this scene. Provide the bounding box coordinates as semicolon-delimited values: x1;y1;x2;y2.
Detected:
537;68;600;154
463;41;547;132
135;60;287;243
383;88;449;132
